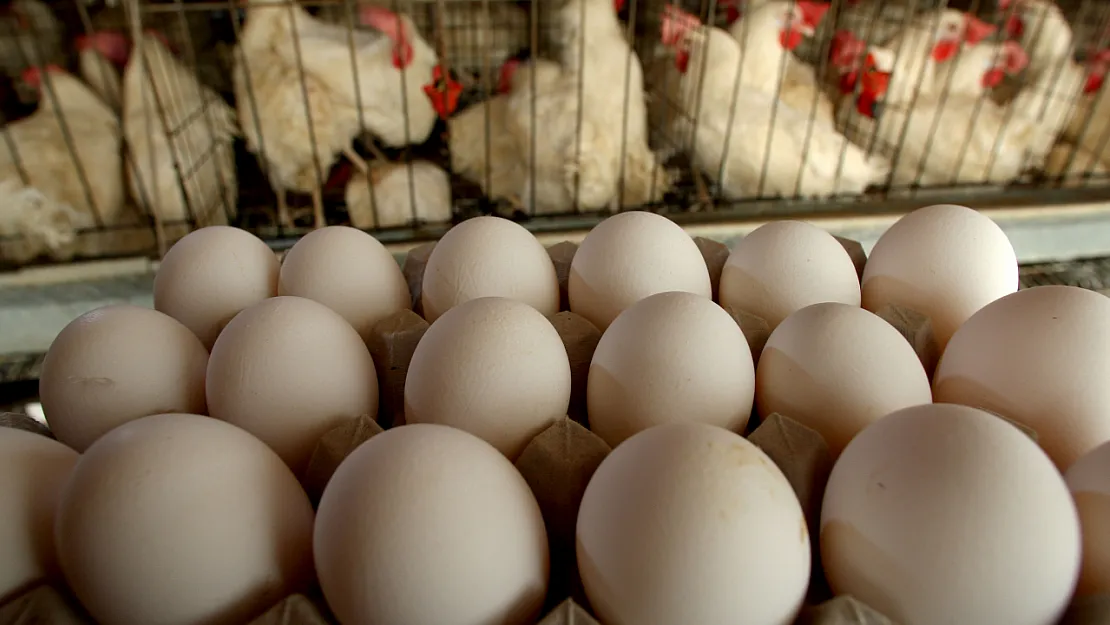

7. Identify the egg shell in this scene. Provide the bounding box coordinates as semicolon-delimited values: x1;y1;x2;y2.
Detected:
821;403;1081;625
755;302;933;457
587;291;755;447
278;226;411;342
55;413;315;625
862;204;1017;354
38;304;209;451
421;216;560;323
153;226;280;350
1065;441;1110;596
719;221;861;331
568;211;711;331
314;423;549;625
861;205;1016;353
0;428;78;604
206;296;379;475
576;422;811;625
933;285;1110;470
404;296;571;459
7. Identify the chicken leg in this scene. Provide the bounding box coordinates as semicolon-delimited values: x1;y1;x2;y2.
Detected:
276;189;295;228
310;185;326;230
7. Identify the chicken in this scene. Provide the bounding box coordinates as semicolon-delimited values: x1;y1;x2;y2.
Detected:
999;0;1073;81
76;31;127;115
662;19;890;199
1063;49;1110;166
497;0;671;216
717;1;835;125
839;45;1055;187
234;3;438;229
793;0;928;67
345;161;452;229
868;9;1002;105
447;92;524;208
123;32;239;254
0;0;63;105
1044;142;1108;186
0;66;124;264
317;0;530;91
1007;56;1084;156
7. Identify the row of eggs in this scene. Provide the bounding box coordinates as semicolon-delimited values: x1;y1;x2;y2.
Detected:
2;205;1108;625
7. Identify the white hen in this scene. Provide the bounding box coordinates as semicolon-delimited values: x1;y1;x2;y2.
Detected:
124;32;239;248
837;44;1055;187
345;161;452;229
76;31;127;114
234;3;437;229
0;67;124;264
667;24;890;199
505;0;673;215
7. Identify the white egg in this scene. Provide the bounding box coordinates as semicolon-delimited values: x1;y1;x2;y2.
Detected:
315;424;548;625
55;414;315;625
577;422;810;625
404;297;571;459
569;211;711;331
756;302;932;457
587;291;755;447
933;285;1110;470
719;221;861;331
822;403;1081;625
279;226;411;342
420;216;560;323
862;204;1017;355
154;226;279;350
1065;441;1110;596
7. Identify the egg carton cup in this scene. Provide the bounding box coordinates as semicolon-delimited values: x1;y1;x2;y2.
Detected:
0;235;1095;625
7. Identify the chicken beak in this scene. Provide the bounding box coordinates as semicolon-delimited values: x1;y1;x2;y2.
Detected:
963;15;996;45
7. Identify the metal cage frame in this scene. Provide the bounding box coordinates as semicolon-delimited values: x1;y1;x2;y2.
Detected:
0;0;1105;267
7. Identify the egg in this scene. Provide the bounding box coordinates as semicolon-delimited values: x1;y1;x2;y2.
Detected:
0;428;78;604
154;226;280;350
404;297;570;459
278;226;411;341
55;413;315;625
315;424;549;625
39;304;209;451
719;221;861;331
420;216;559;323
755;302;932;457
933;285;1110;470
569;211;711;331
577;422;810;625
821;403;1081;625
1065;441;1110;596
587;291;755;447
862;204;1018;355
206;296;378;475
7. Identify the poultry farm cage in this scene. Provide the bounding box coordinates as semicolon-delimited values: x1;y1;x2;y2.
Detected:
0;0;1107;269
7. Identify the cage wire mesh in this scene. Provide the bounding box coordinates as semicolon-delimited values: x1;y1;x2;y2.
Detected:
0;0;1106;268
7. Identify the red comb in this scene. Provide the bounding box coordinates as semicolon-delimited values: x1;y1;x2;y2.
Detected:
661;4;701;47
963;14;996;45
21;64;64;88
497;58;521;94
1001;40;1028;73
796;1;830;28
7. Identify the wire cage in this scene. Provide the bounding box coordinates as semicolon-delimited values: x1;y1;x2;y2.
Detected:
0;0;1108;270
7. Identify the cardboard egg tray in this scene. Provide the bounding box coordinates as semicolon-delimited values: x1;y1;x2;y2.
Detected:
3;239;1110;625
